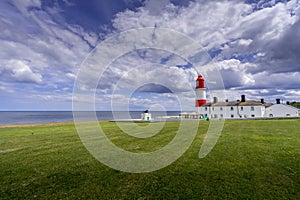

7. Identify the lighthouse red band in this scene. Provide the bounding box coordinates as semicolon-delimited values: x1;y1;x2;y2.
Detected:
195;75;206;107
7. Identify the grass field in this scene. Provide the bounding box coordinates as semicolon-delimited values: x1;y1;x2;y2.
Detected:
1;120;299;199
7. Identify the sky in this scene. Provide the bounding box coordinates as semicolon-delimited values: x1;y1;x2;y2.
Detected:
0;0;300;111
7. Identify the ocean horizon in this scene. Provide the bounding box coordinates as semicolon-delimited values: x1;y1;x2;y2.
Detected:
0;111;183;125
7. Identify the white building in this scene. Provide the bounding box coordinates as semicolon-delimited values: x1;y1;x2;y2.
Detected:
264;104;300;118
195;95;266;119
194;96;300;120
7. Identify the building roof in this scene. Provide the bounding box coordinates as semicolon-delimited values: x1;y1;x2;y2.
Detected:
263;103;273;107
238;100;263;106
202;100;273;107
268;103;300;111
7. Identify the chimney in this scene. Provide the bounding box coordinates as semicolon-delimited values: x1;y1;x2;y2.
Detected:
276;99;280;104
225;99;229;102
260;98;264;104
213;97;218;103
241;95;246;102
286;101;290;105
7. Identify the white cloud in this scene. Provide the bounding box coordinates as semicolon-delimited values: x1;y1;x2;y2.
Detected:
143;0;171;15
66;73;76;79
94;49;196;94
1;0;300;110
0;60;42;83
238;39;253;46
215;59;256;88
0;84;14;93
0;0;104;108
12;0;42;16
253;71;300;89
115;0;299;100
112;0;253;49
112;0;300;70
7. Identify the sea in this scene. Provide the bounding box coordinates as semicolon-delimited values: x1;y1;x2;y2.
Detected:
0;111;182;125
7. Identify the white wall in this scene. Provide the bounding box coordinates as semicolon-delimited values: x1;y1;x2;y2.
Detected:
195;88;206;99
264;104;300;118
238;106;265;119
198;105;265;119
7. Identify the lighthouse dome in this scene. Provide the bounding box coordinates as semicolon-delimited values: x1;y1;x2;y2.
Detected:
196;75;205;89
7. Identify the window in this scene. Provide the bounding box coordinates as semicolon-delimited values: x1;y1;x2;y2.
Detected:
286;114;290;117
231;107;234;111
269;114;273;117
220;107;223;111
231;114;234;118
212;107;214;111
205;107;207;111
251;106;254;111
214;114;218;118
251;114;255;117
220;114;223;118
240;106;243;111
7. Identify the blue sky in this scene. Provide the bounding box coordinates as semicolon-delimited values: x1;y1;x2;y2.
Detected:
0;0;300;111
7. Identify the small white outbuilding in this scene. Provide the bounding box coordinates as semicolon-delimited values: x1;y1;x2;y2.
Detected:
141;110;151;121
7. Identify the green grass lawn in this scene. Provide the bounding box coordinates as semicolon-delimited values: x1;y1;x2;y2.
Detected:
1;120;299;199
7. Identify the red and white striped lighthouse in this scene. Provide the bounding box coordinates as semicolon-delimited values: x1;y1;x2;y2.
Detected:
195;75;206;108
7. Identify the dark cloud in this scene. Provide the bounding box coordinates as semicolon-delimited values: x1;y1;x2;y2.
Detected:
258;19;300;73
136;83;173;93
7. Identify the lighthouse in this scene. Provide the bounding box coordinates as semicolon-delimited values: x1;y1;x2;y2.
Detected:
195;75;206;111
